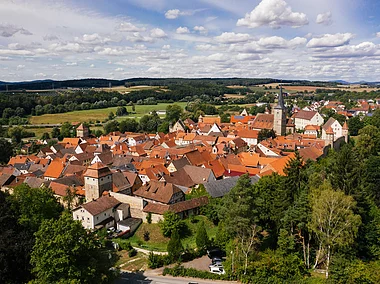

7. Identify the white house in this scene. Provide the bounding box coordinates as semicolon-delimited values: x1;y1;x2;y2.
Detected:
322;117;343;141
72;195;130;230
292;110;324;130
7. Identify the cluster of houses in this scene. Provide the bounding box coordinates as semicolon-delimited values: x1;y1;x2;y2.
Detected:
1;87;359;234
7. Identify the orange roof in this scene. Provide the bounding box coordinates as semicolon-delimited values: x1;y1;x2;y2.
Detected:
201;116;221;124
84;162;112;178
204;160;225;178
342;121;349;130
62;138;81;146
230;115;255;124
238;152;278;167
8;155;29;166
326;126;334;134
304;125;320;131
260;153;295;176
44;160;66;179
237;129;259;139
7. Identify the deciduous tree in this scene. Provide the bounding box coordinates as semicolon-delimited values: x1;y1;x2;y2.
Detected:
310;183;361;278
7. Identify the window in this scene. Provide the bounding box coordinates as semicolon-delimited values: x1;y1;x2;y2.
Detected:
76;215;79;219
82;217;84;220
104;213;107;216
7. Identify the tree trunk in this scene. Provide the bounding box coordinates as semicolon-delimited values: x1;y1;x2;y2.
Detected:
313;243;322;269
325;245;331;279
306;235;311;269
244;253;248;275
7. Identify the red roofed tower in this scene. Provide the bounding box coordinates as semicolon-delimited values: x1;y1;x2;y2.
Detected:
84;162;113;202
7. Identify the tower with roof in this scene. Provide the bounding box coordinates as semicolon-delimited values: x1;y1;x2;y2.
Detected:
84;162;113;202
76;123;89;138
342;121;349;143
273;85;287;136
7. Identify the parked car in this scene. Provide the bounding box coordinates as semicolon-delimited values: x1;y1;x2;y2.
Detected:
209;266;225;275
209;263;223;269
212;257;223;265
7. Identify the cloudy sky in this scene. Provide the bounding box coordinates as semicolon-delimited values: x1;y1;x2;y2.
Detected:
1;0;380;82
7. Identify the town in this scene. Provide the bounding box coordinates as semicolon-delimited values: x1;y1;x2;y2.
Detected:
1;83;380;283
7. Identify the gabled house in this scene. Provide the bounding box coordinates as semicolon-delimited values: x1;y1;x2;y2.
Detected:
133;180;185;205
292;110;324;130
72;195;130;230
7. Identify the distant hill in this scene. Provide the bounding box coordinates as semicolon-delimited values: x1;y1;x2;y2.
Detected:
0;77;370;92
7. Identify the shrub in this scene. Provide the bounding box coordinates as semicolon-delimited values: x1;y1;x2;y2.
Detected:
143;231;150;241
117;240;132;251
128;249;137;257
146;212;152;224
163;265;231;280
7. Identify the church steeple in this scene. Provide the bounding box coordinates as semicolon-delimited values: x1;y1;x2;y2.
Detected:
275;84;285;109
273;84;286;136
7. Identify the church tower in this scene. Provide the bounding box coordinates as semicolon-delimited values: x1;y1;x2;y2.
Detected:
84;162;113;202
273;85;286;136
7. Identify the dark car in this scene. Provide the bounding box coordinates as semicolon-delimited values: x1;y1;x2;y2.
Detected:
207;248;226;259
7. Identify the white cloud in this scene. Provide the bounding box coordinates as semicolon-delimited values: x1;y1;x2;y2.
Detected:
307;33;354;48
258;36;307;49
43;34;59;41
316;11;333;26
207;53;226;62
165;9;181;19
376;32;380;38
215;32;251;44
49;42;93;53
66;62;78;66
147;66;162;73
235;53;261;61
312;42;380;58
150;28;167;38
116;22;145;32
0;23;32;37
77;33;112;45
165;9;194;19
237;0;309;29
90;64;95;68
0;56;12;61
125;32;154;43
176;26;190;34
194;26;207;34
17;64;25;70
34;73;46;78
115;67;124;72
0;49;33;56
162;44;171;49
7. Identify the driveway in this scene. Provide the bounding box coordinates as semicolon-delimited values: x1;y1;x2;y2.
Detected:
182;255;211;271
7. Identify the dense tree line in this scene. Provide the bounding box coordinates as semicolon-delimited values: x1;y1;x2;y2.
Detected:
202;121;380;283
0;184;117;283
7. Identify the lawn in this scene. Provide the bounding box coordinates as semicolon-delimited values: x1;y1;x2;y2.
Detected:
29;102;187;125
123;215;217;252
23;127;54;139
115;251;148;271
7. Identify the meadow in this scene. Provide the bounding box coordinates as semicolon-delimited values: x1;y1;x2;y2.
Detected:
29;102;188;125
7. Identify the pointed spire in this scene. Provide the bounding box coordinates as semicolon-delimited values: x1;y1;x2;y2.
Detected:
275;84;285;109
342;121;349;130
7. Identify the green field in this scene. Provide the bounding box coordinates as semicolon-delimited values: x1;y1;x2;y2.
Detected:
29;102;187;125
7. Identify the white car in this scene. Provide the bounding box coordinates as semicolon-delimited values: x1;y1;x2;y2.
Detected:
209;266;225;275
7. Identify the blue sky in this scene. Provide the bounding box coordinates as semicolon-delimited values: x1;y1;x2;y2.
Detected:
1;0;380;82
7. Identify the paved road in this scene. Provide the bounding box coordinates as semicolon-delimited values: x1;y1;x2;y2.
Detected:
115;271;237;284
